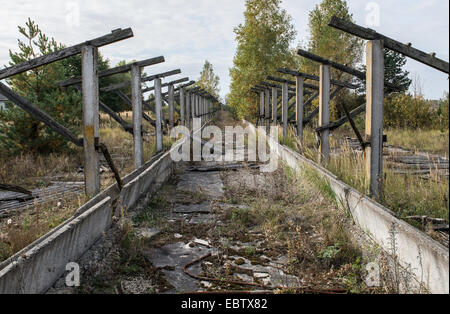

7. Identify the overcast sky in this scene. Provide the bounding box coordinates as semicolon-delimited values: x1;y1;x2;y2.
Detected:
0;0;448;101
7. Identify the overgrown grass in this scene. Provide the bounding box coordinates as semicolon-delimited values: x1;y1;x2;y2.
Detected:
385;128;449;157
285;126;449;230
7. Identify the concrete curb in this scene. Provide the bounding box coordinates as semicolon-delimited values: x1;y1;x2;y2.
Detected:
246;121;449;294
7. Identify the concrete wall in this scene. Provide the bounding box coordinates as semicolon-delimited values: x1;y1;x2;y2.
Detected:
247;121;449;294
0;140;185;294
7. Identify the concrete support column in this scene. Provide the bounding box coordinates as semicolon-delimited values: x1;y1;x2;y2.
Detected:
319;64;330;165
272;87;277;126
168;84;174;129
180;87;185;126
131;64;143;169
259;91;265;127
282;82;288;140
154;78;163;152
365;40;385;201
81;45;100;197
186;91;190;128
296;75;304;146
265;89;270;134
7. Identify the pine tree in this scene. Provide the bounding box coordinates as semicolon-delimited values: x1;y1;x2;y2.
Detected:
228;0;297;119
384;49;411;94
197;60;220;98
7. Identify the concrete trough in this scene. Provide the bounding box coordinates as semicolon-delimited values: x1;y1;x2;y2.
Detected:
247;121;449;294
0;137;189;294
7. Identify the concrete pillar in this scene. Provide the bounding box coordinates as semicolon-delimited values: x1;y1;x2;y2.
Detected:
131;64;143;169
282;82;288;140
296;75;304;146
180;87;185;126
319;64;330;165
260;91;265;127
186;91;190;128
366;40;385;201
272;87;277;126
168;84;174;129
265;89;270;134
81;45;100;197
154;78;163;152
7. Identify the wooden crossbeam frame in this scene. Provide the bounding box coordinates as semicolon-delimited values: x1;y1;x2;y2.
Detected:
0;28;134;80
58;56;165;87
329;16;449;74
277;68;358;89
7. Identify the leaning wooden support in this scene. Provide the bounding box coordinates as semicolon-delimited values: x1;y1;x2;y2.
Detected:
1;28;134;80
319;64;331;165
131;64;144;169
329;16;449;74
82;45;100;197
0;83;82;147
316;103;366;132
365;40;385;201
96;143;123;190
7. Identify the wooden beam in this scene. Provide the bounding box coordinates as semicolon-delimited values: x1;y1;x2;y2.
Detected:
329;16;449;74
282;82;288;139
0;83;82;146
142;77;189;93
267;76;319;91
272;87;278;125
296;76;304;144
142;69;181;83
168;84;175;128
278;68;358;89
0;28;134;80
316;104;366;132
59;56;165;87
265;89;270;134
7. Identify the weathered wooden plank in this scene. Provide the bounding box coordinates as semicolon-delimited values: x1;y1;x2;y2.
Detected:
131;64;143;169
154;78;163;152
142;69;181;83
329;16;449;74
0;28;134;80
267;76;319;91
0;83;82;147
59;56;165;87
0;184;32;196
142;77;189;93
319;64;331;165
316;103;366;132
278;68;358;89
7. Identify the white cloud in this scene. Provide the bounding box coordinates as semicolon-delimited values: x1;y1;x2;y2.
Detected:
0;0;448;100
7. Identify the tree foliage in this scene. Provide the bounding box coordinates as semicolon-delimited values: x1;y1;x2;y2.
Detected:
228;0;297;120
0;19;130;155
197;60;220;99
303;0;364;120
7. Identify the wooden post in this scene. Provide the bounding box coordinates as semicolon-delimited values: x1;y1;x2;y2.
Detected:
272;87;277;126
191;93;195;120
154;78;163;152
296;75;304;146
81;45;100;197
282;82;288;140
131;64;143;168
319;64;330;165
366;40;385;201
168;84;174;128
180;87;185;126
265;89;270;134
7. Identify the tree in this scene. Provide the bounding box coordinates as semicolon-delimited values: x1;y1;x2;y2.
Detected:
383;49;411;94
0;19;82;154
228;0;297;120
304;0;364;119
197;60;220;98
